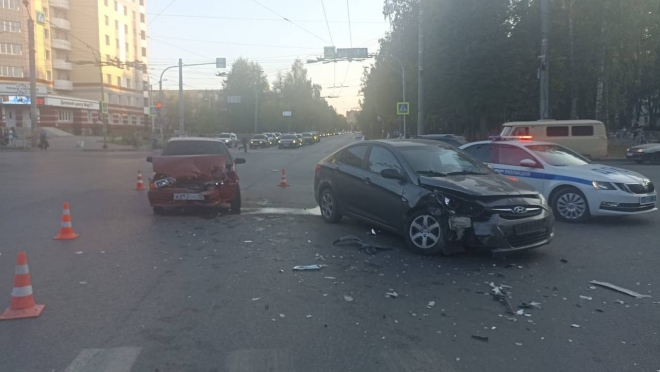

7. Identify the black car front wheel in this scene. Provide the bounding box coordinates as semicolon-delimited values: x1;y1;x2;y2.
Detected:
319;188;342;223
404;210;446;256
230;187;242;214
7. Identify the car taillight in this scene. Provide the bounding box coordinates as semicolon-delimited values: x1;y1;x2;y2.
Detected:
315;164;322;173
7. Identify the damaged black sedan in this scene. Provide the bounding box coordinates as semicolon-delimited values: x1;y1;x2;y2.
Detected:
314;140;554;256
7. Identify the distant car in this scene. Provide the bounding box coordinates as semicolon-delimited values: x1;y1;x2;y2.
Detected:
278;134;302;149
627;143;660;164
274;132;282;141
295;134;304;144
250;135;270;149
416;134;467;148
355;132;363;140
461;138;657;222
311;131;320;142
217;133;238;148
263;133;277;146
146;138;245;215
314;139;554;256
302;132;315;145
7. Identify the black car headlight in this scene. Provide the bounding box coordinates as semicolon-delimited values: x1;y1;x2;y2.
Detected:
434;190;484;217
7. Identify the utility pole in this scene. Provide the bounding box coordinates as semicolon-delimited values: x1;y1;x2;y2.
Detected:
178;58;184;134
25;1;38;135
539;0;550;120
417;2;425;136
390;55;406;138
254;85;259;133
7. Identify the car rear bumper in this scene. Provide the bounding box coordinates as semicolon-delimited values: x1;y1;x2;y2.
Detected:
470;211;554;256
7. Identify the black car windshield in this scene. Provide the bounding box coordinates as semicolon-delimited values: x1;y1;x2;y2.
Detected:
302;133;312;137
162;141;228;156
252;135;266;139
282;135;297;139
400;145;492;176
218;134;231;138
525;144;591;166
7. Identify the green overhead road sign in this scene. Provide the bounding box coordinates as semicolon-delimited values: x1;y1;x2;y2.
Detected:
397;102;410;116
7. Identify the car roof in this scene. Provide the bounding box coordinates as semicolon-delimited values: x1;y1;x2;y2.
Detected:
355;139;457;148
502;119;603;127
463;140;564;147
168;137;225;143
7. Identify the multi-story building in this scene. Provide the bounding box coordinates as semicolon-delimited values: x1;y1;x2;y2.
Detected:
0;0;149;133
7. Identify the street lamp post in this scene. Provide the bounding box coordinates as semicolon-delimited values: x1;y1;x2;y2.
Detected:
389;55;406;138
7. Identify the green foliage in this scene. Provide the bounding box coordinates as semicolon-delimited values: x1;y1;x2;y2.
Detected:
359;0;660;137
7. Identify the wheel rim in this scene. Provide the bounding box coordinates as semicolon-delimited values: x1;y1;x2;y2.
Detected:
409;215;441;249
321;192;334;218
556;192;587;220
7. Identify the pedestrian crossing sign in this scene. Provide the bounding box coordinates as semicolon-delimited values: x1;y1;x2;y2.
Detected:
397;102;410;116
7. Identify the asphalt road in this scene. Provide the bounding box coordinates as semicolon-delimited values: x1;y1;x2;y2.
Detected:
0;135;658;372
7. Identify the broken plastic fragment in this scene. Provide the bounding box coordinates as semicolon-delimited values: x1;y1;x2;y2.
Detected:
427;301;435;308
471;335;489;342
571;324;580;328
516;309;525;316
251;298;260;301
279;314;285;318
344;295;354;302
385;291;398;299
579;295;593;301
293;264;325;271
589;280;652;299
75;251;83;255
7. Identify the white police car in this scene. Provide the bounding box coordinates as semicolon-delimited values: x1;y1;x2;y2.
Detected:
460;137;657;222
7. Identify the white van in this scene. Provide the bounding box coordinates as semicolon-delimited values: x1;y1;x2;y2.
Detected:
499;120;608;159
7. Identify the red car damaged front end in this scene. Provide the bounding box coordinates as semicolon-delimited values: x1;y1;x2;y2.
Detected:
148;155;239;208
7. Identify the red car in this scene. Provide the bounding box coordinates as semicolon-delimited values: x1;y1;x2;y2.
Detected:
147;138;246;214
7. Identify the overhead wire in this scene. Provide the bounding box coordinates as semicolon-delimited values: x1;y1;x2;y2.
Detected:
145;13;384;24
148;0;178;26
347;0;354;47
320;0;335;46
251;0;330;44
147;36;319;50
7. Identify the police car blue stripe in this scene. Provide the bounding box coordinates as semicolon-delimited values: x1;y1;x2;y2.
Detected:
493;168;593;186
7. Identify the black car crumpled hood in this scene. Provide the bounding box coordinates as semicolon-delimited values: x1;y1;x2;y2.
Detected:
418;174;539;197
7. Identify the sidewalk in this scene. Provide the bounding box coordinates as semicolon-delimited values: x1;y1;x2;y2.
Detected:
50;136;140;151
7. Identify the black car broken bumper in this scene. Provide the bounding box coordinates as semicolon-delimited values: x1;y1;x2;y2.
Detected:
470;211;555;256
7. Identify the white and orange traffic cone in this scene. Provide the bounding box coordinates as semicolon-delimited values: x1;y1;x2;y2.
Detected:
54;202;79;240
0;252;45;320
135;170;146;191
278;169;290;188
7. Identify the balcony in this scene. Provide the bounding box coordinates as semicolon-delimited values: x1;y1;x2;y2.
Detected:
51;38;71;50
54;80;73;91
50;0;70;9
53;59;72;71
51;17;71;31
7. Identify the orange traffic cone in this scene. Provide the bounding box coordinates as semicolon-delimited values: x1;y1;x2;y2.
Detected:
135;170;146;190
53;202;79;240
278;169;290;188
0;252;45;320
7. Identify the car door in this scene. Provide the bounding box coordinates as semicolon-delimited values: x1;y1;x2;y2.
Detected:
357;145;406;227
492;144;545;193
333;144;370;214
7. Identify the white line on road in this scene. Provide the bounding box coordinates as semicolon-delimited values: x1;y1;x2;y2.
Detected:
64;347;141;372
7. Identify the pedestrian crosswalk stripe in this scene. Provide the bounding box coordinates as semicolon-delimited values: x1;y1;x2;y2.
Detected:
64;347;141;372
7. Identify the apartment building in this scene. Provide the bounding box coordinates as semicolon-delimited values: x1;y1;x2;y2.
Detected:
0;0;149;133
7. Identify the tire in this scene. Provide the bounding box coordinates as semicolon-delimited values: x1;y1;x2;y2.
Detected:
230;187;242;214
319;188;342;223
652;153;660;165
153;207;166;215
403;210;446;256
551;187;590;223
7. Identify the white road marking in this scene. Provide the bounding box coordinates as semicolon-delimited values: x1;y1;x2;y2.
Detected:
227;349;293;372
64;347;141;372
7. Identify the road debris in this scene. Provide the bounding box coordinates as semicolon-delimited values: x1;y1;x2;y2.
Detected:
427;301;435;309
279;314;286;318
471;335;489;342
333;235;393;255
244;240;253;243
251;298;260;301
571;324;580;328
368;229;376;236
490;282;515;314
79;281;87;285
75;251;83;255
515;343;523;346
344;295;354;302
589;280;652;299
518;302;542;310
306;315;313;318
324;276;336;280
614;300;625;305
293;264;325;271
579;295;593;301
560;258;568;263
596;309;604;313
385;291;398;299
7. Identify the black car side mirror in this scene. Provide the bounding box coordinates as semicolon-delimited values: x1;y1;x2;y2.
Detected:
234;158;246;165
381;168;405;181
146;156;153;163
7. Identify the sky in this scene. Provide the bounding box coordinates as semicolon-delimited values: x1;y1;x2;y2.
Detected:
147;0;391;116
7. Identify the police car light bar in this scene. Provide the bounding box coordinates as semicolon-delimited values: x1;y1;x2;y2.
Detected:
489;135;533;141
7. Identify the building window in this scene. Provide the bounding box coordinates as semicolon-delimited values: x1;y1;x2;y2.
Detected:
106;54;111;62
58;110;73;122
115;38;119;48
123;6;127;16
105;35;110;45
126;78;131;89
125;42;129;52
47;70;51;80
0;0;20;10
115;20;118;30
104;0;108;6
141;47;146;57
86;111;93;123
140;30;145;40
114;1;117;11
125;24;128;34
139;0;144;5
137;116;141;126
105;15;109;26
42;7;48;16
45;50;50;60
0;43;22;55
140;13;145;23
123;115;128;124
106;74;111;84
1;20;21;32
0;66;23;77
44;29;49;39
114;113;121;123
128;115;133;125
133;11;136;19
116;77;121;86
108;113;113;124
